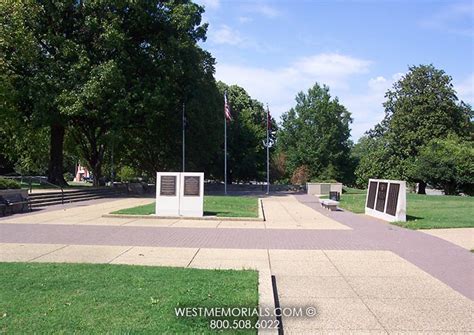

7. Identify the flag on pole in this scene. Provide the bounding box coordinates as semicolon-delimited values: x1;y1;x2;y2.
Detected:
224;93;232;121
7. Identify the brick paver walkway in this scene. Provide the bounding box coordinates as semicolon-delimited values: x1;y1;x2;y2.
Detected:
1;194;473;334
295;194;474;301
0;194;472;301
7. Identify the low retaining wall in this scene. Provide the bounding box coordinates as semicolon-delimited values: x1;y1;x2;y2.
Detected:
306;183;342;196
0;189;28;198
0;189;29;214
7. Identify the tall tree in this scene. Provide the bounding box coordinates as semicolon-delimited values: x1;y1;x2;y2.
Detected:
278;83;354;184
116;1;220;178
362;64;472;193
352;135;395;188
0;0;81;185
410;135;474;195
1;0;214;186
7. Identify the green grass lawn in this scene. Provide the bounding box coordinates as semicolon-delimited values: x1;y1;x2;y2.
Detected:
0;262;258;333
339;187;474;229
112;196;259;218
338;187;367;213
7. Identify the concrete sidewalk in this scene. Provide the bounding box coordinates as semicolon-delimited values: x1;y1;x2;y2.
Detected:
0;196;349;230
1;194;473;334
422;227;474;250
0;243;472;333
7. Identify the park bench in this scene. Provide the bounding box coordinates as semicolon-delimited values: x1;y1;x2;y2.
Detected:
329;191;340;201
0;194;31;215
320;199;339;211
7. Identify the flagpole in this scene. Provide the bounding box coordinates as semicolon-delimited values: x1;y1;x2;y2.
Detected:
266;104;270;195
182;102;185;172
224;92;227;195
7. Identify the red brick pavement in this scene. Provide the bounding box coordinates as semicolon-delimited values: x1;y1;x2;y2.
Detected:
0;194;472;300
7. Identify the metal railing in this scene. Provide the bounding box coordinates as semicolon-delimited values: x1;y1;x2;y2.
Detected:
0;175;64;204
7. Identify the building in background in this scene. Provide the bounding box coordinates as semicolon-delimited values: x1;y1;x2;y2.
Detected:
74;163;90;182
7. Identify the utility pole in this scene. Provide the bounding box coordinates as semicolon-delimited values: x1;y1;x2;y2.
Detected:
224;102;227;195
182;102;185;172
224;91;232;195
263;104;273;195
111;141;114;183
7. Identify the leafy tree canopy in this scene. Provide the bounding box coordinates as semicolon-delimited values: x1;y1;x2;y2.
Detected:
278;83;354;184
357;64;472;192
410;135;474;195
1;0;217;185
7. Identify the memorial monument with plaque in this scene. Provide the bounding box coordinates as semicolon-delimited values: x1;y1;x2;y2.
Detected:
365;179;406;222
155;172;204;217
156;172;180;216
179;172;204;217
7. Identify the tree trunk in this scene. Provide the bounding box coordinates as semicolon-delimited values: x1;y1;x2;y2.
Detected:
92;164;102;187
417;181;427;194
88;150;103;188
48;124;67;186
443;182;457;195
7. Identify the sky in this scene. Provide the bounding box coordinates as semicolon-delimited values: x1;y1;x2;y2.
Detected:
194;0;474;140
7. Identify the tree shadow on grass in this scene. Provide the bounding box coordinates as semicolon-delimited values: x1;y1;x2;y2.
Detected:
204;211;223;217
406;214;424;221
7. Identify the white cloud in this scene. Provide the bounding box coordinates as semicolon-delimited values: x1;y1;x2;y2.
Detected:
215;53;380;139
368;76;388;91
238;16;253;24
366;73;404;95
336;72;405;139
215;54;413;140
454;73;474;104
207;24;277;53
420;3;474;36
294;54;371;88
210;25;243;46
340;76;395;139
251;4;281;18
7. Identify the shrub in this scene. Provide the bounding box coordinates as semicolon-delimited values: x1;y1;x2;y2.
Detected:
270;152;287;182
63;172;74;182
117;166;138;182
290;165;310;185
0;178;21;190
309;178;338;183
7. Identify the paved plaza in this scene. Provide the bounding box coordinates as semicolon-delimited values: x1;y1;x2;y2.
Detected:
0;194;473;334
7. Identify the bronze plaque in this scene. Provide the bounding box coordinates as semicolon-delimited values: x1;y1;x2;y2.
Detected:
366;181;377;209
160;176;176;196
375;182;388;212
183;176;200;196
386;183;400;216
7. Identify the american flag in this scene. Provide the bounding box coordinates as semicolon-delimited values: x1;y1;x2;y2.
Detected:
224;93;232;121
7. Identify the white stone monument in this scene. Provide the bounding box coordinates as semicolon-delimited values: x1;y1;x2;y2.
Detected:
156;172;180;216
179;172;204;217
365;179;406;222
155;172;204;217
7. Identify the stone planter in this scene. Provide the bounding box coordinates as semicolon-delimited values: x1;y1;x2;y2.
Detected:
306;183;342;196
0;189;29;214
127;182;145;195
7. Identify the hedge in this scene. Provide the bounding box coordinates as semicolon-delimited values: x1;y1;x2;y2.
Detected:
0;178;21;190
